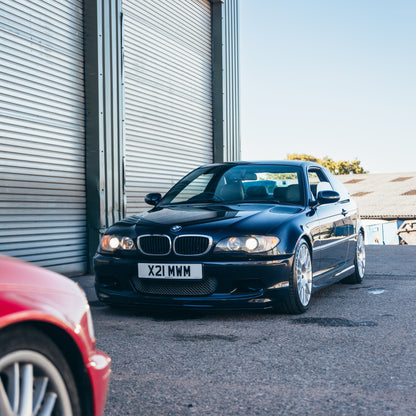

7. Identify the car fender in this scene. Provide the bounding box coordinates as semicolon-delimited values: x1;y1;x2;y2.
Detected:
0;303;94;363
275;220;309;256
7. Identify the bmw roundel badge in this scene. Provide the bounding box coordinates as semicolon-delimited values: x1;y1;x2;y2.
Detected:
171;225;182;233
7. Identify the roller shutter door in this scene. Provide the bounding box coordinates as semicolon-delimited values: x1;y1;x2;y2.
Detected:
123;0;213;215
0;0;87;275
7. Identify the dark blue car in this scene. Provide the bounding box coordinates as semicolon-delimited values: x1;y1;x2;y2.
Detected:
94;161;365;314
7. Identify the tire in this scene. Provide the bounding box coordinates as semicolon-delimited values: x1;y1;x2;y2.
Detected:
342;230;366;284
0;326;81;416
279;239;313;314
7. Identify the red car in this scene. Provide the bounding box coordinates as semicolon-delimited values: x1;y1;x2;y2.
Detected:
0;255;111;416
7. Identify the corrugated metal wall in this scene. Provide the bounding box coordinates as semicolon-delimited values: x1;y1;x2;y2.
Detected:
0;0;87;275
0;0;240;272
123;0;213;215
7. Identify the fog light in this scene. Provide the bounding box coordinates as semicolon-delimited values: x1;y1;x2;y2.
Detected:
248;298;272;304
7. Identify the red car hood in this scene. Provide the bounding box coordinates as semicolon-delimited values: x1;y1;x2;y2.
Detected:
0;255;87;329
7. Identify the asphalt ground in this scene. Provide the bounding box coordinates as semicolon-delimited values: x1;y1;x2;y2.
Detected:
74;245;416;416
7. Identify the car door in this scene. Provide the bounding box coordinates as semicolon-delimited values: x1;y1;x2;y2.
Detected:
308;168;351;285
327;172;358;266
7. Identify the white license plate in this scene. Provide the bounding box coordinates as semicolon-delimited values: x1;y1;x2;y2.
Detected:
138;263;203;280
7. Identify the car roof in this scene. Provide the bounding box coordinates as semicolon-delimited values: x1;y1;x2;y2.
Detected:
200;160;323;169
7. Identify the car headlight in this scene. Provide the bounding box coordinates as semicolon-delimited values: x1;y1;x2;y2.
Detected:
100;235;136;252
214;236;279;253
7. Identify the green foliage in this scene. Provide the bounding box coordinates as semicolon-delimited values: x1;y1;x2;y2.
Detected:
285;153;368;175
265;173;298;181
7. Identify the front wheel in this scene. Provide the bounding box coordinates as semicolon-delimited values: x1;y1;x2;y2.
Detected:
342;231;366;284
0;326;81;416
278;239;313;314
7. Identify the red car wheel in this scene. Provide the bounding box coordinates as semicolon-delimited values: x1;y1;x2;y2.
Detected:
0;326;81;416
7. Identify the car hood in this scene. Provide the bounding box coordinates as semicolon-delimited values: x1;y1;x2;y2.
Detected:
0;255;84;296
0;255;88;327
112;204;304;236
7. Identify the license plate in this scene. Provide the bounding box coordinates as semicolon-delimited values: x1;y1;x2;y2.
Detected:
138;263;203;280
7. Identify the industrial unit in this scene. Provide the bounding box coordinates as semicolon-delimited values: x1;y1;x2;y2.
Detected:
0;0;240;275
339;173;416;245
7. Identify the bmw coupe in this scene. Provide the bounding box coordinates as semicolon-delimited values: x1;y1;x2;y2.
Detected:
94;161;365;314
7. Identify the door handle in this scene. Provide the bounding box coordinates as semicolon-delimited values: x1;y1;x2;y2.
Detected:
342;209;348;216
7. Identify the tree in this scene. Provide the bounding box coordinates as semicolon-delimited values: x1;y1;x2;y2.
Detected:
285;153;368;175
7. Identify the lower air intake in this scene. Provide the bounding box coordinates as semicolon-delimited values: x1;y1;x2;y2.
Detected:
131;277;217;296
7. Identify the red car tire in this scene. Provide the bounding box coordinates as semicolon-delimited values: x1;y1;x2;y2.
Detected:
0;325;82;416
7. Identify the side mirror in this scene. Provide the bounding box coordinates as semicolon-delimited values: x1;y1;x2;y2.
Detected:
316;190;340;205
145;193;162;206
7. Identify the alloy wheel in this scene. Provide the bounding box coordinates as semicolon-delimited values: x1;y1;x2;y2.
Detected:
356;232;366;278
295;243;312;307
0;350;73;416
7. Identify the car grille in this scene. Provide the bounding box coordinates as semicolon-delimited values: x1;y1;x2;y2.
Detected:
138;235;171;255
174;235;211;255
138;235;212;256
131;276;217;296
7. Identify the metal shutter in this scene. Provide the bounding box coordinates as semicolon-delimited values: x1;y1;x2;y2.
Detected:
0;0;87;275
123;0;213;215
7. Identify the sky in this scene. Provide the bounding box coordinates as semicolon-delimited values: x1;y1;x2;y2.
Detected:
239;0;416;174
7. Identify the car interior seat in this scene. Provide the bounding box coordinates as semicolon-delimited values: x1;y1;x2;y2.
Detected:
245;185;268;200
273;184;301;204
285;184;301;204
218;182;244;202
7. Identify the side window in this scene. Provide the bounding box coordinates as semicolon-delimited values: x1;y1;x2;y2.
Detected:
308;169;333;200
326;172;351;201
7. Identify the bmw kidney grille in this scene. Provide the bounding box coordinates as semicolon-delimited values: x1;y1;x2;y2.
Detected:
138;235;171;255
138;235;212;256
173;235;212;255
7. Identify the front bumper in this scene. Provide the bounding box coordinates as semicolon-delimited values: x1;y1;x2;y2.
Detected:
86;350;111;416
94;254;294;311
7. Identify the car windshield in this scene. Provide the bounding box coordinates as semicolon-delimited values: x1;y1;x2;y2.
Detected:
160;164;305;206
